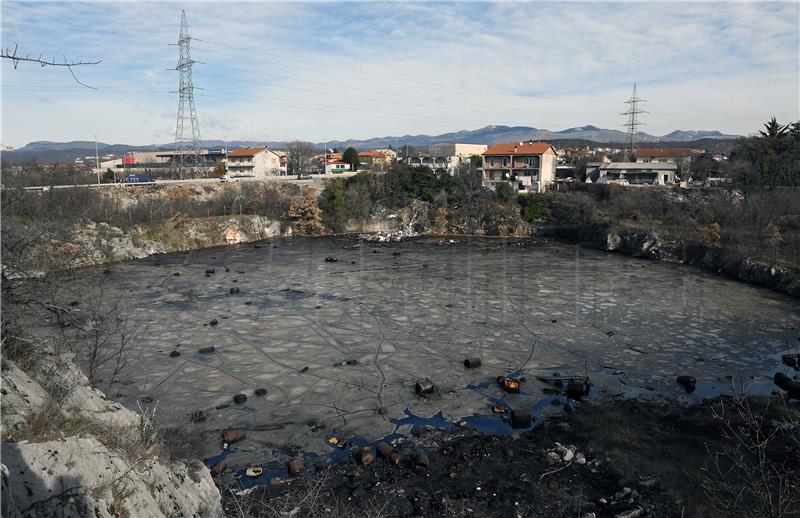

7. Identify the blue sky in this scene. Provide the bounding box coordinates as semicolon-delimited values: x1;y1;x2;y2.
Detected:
2;1;799;147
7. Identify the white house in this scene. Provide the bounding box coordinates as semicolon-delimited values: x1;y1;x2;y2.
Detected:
407;143;487;175
226;147;284;177
585;162;677;186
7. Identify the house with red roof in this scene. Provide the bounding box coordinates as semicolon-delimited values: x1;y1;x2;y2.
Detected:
226;147;285;177
481;141;557;193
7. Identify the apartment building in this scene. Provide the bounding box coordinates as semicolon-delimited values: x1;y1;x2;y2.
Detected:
481;142;557;193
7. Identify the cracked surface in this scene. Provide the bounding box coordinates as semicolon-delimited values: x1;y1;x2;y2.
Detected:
70;237;800;465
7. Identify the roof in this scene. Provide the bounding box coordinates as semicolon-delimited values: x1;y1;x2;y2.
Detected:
601;162;677;170
228;147;266;157
483;142;555;156
327;160;349;165
358;150;385;158
636;148;693;158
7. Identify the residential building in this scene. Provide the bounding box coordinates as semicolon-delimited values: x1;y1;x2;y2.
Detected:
226;147;284;177
481;142;557;193
357;149;396;171
585;162;677;186
407;143;487;175
635;147;698;169
321;160;350;174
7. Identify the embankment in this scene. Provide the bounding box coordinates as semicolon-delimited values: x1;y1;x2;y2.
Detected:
542;223;800;298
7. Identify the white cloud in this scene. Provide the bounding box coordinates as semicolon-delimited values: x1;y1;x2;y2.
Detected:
2;1;798;147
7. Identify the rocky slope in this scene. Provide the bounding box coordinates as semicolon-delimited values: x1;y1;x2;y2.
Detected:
542;224;800;298
1;354;223;517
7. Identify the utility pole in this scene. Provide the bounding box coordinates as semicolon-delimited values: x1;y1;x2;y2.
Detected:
622;83;647;162
94;135;100;185
172;10;204;179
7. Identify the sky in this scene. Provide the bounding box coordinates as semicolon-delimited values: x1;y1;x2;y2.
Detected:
1;1;799;148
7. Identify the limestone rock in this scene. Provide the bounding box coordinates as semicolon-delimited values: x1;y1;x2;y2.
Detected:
1;437;222;518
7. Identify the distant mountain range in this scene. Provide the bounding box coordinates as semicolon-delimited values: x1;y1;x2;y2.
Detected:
3;125;741;163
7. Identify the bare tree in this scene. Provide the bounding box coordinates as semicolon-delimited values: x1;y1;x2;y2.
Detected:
285;141;316;175
1;43;101;88
701;386;800;518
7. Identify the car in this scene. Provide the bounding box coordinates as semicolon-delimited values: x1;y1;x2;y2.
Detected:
219;174;230;182
297;173;312;180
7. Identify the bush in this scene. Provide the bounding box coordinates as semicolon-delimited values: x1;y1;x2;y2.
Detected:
495;182;515;203
518;194;552;223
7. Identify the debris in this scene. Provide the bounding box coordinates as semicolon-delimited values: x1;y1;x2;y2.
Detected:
497;376;520;394
229;287;240;294
566;379;591;399
351;445;374;465
188;410;206;423
325;256;338;262
328;437;347;449
782;354;800;370
376;441;401;464
415;378;435;395
233;394;247;404
510;409;532;428
774;372;800;398
206;269;215;274
415;453;430;469
606;331;615;337
235;487;257;497
299;366;309;373
255;388;268;396
198;346;215;354
287;457;304;475
463;358;481;369
245;466;263;478
676;375;696;392
345;359;358;365
223;430;246;444
169;351;180;358
491;404;506;415
209;319;218;326
210;462;226;476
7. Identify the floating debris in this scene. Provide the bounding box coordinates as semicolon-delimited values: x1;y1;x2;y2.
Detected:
676;375;696;393
497;376;520;394
415;378;435;395
245;466;263;478
463;358;481;369
233;394;247;404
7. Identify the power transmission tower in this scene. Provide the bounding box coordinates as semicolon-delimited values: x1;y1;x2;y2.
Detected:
621;83;646;161
172;10;204;179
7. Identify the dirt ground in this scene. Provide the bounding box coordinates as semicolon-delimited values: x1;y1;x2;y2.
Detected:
220;395;800;518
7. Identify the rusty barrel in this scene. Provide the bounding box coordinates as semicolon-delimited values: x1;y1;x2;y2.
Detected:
497;376;520;394
463;358;481;369
415;453;430;469
676;375;696;393
774;372;800;398
376;442;400;464
415;378;435;395
287;457;304;475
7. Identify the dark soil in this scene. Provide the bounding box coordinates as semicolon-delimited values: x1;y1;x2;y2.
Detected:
219;396;800;518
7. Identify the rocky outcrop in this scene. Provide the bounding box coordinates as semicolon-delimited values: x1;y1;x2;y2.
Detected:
66;215;288;267
1;357;223;518
601;229;800;298
2;437;221;518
